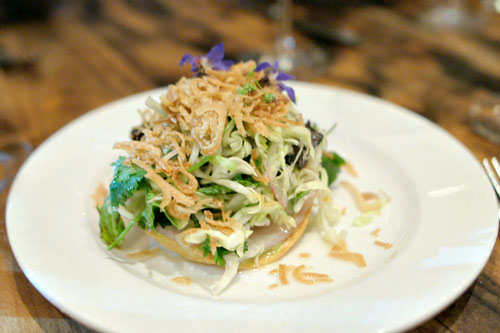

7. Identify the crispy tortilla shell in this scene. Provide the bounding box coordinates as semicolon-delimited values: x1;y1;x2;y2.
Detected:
144;208;311;270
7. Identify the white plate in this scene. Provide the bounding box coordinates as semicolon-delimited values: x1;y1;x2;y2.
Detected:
7;82;498;333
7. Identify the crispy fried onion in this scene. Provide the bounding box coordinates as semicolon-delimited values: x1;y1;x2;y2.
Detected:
191;102;227;155
172;165;198;195
132;158;194;208
179;208;240;249
329;239;367;268
204;210;234;235
114;141;161;156
167;200;191;221
340;180;388;212
292;265;332;285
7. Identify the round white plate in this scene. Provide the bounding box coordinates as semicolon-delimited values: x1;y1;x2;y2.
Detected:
7;82;498;333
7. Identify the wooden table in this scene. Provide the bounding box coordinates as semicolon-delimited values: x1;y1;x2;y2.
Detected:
1;1;499;331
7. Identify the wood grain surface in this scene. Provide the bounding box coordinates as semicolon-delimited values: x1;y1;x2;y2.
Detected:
1;0;499;332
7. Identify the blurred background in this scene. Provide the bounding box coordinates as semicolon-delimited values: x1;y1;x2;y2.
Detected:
1;0;500;331
1;1;500;150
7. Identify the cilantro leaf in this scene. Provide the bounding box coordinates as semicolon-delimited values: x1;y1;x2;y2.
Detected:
137;187;172;230
321;153;346;186
139;205;172;230
200;237;232;266
109;156;148;207
201;235;211;257
97;196;125;246
243;241;248;253
191;214;201;228
214;247;231;266
99;195;145;250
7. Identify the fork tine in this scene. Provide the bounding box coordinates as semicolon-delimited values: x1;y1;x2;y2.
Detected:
483;158;500;199
491;157;500;178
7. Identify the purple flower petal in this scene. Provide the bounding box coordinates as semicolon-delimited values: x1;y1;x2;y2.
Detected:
179;54;195;66
272;61;280;71
279;83;296;103
179;54;200;72
276;72;295;81
213;59;234;71
205;43;225;64
255;62;272;72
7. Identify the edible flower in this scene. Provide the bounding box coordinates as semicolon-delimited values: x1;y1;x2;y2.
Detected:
255;61;296;103
179;43;233;74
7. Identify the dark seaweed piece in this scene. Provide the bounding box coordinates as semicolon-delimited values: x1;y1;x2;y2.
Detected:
130;127;144;141
306;121;323;146
195;65;206;78
285;145;308;169
258;76;270;87
285;121;324;169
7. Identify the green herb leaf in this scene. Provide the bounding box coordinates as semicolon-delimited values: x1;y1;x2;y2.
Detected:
187;155;212;172
107;209;144;250
164;211;188;229
109;156;148;207
236;83;257;95
263;93;276;103
137;188;172;230
191;214;201;228
140;201;155;230
201;235;211;257
243;241;248;253
214;247;231;266
232;174;260;187
224;118;235;135
321;153;346;186
289;190;310;208
97;197;125;246
154;207;172;228
197;184;235;196
139;205;172;229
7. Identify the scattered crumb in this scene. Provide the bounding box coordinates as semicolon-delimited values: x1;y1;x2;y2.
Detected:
299;252;311;259
341;206;346;216
270;264;333;288
362;192;380;201
329;240;367;268
293;265;314;285
171;276;191;285
343;162;358;178
370;228;381;237
278;264;289;285
269;269;278;276
314;278;333;283
302;272;329;279
374;241;393;249
268;283;279;290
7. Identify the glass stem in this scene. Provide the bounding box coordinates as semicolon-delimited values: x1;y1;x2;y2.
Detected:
276;0;296;71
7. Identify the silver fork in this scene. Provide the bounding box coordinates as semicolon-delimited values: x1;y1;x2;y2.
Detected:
482;157;500;220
